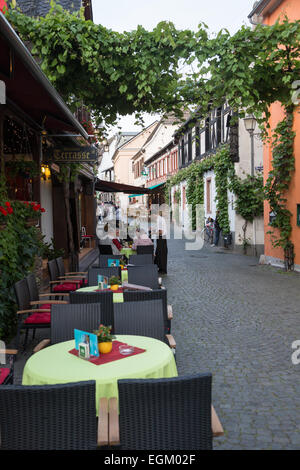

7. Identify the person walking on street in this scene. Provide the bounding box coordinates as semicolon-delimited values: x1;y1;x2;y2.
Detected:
211;210;221;247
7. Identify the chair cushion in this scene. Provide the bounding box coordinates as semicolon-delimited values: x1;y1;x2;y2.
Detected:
24;312;51;324
40;303;51;310
0;368;10;384
53;283;78;292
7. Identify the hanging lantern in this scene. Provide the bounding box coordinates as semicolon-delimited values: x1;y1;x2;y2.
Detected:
0;0;8;14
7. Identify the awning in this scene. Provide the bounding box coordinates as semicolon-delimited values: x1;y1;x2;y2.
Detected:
0;12;88;138
95;178;154;194
128;182;165;198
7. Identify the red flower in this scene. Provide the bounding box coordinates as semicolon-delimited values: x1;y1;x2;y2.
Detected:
7;207;13;214
0;206;8;216
41;208;46;213
5;201;11;208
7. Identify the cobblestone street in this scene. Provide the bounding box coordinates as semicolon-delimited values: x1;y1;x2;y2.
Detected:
163;236;300;450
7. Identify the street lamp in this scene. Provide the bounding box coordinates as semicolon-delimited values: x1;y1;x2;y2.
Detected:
243;115;257;177
243;114;257;256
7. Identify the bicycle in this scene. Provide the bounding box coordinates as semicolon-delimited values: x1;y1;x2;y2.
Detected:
200;223;214;245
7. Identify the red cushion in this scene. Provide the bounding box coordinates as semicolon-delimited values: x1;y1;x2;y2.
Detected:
53;283;77;292
40;303;51;310
0;368;10;384
24;312;51;324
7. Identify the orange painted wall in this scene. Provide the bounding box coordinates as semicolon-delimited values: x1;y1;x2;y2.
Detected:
263;0;300;265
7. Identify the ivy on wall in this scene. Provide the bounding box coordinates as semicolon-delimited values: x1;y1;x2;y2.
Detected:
166;145;264;237
0;201;44;340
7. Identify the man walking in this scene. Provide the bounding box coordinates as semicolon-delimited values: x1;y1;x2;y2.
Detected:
211;210;221;247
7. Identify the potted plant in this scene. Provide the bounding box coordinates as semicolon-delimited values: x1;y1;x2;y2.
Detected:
109;275;121;291
93;324;115;354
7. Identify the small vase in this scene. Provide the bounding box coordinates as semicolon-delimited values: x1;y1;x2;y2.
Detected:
98;342;113;354
110;284;119;291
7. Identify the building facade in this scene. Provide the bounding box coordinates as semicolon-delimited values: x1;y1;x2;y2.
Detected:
171;105;264;254
249;0;300;268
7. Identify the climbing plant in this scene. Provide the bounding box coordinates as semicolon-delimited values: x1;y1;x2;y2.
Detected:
0;200;44;340
6;3;300;266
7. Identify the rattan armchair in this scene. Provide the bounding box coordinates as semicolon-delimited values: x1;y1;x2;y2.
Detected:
47;259;81;294
123;288;173;333
14;278;55;349
128;254;153;265
88;266;121;286
114;299;176;349
56;257;87;285
127;265;160;289
70;290;114;332
98;254;122;268
0;381;109;449
33;303;103;353
106;374;223;450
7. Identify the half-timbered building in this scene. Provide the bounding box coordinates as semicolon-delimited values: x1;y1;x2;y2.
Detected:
172;104;264;255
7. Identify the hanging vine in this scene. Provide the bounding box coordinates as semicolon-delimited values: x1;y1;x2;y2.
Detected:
264;107;295;270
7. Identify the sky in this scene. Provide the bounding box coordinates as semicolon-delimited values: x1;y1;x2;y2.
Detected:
91;0;255;133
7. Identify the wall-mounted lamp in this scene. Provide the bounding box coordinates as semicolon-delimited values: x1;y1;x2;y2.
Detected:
41;164;51;181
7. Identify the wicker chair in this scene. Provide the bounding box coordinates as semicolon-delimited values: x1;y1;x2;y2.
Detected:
128;254;153;265
0;349;18;385
106;373;224;450
70;291;114;332
136;245;154;255
56;257;87;286
14;278;52;349
26;272;69;306
47;259;80;294
114;299;175;349
123;289;172;333
98;254;122;268
0;381;109;449
88;267;121;287
127;265;160;289
98;244;113;255
33;303;103;352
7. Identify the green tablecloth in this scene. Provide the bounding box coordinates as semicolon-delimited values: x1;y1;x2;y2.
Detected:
120;247;136;258
77;285;124;303
22;335;178;414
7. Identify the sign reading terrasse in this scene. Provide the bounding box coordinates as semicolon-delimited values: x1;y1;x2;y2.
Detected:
45;146;98;163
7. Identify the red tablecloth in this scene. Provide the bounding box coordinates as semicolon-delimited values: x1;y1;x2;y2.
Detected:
69;340;146;366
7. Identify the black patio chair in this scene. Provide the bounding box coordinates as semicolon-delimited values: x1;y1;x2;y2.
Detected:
88;266;121;287
123;289;172;333
98;244;113;255
26;272;69;306
0;381;109;449
128;254;153;265
14;278;56;349
106;373;223;450
0;349;18;385
127;264;160;289
98;254;122;268
33;303;103;352
69;291;114;332
114;299;175;349
56;257;87;286
136;245;154;255
47;259;80;294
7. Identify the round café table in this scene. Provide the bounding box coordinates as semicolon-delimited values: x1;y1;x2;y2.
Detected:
76;285;125;302
22;335;178;414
